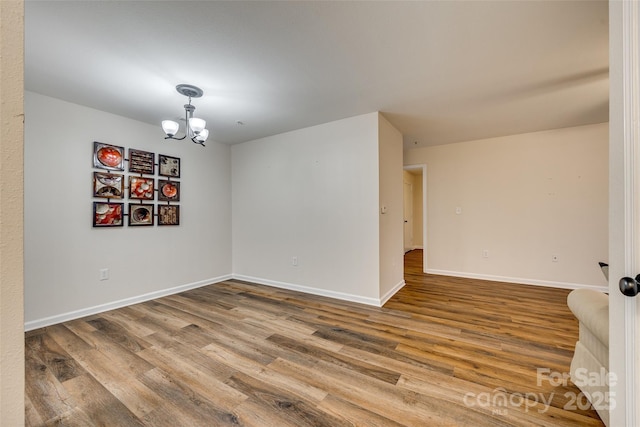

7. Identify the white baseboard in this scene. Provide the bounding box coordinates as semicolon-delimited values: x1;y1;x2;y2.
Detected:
24;274;233;331
25;274;406;331
425;269;608;293
380;280;406;305
232;274;384;307
37;269;589;332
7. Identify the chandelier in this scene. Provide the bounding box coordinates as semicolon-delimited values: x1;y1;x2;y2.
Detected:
161;84;209;146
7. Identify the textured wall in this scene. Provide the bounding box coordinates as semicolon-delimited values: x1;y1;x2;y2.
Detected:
0;0;25;424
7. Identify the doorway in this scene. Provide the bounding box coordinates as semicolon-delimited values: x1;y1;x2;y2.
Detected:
403;179;413;253
403;164;427;273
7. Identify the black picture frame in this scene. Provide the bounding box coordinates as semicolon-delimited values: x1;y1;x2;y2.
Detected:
158;154;180;178
158;205;180;226
93;202;124;227
93;172;124;199
128;148;155;175
93;141;125;171
158;179;180;202
128;203;154;226
129;176;155;200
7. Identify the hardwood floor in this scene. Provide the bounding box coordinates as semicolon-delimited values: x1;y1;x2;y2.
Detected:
25;250;604;426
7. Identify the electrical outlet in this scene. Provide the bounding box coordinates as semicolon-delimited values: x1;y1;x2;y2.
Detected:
482;249;489;258
292;257;298;267
99;268;109;281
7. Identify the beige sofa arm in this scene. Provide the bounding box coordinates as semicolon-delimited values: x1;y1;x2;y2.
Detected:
567;288;609;345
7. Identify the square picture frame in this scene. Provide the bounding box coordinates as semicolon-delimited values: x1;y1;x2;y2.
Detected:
129;203;154;226
158;179;180;202
158;205;180;226
129;176;155;200
93;172;124;199
93;202;124;227
158;154;180;178
93;141;125;171
128;148;155;175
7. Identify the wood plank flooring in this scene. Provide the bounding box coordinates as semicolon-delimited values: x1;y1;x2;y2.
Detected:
25;250;604;426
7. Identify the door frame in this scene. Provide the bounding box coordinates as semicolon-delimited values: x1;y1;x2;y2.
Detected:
609;0;639;424
403;164;427;272
403;178;414;253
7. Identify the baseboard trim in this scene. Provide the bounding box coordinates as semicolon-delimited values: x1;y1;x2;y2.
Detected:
31;269;588;331
425;269;608;292
232;274;383;307
24;274;233;331
380;280;406;306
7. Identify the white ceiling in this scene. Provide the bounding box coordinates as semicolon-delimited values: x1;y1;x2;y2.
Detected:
25;1;608;149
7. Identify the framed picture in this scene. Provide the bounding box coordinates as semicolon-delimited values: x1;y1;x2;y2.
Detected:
129;176;155;200
93;172;124;199
93;202;124;227
158;154;180;178
128;148;155;175
129;204;154;226
93;141;125;171
158;205;180;226
158;180;180;202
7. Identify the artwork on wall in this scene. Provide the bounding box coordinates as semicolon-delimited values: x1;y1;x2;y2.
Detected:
92;142;180;227
158;180;180;202
93;141;125;171
158;154;180;178
93;202;124;227
93;172;124;198
129;204;154;226
128;148;155;175
158;205;180;226
129;176;155;200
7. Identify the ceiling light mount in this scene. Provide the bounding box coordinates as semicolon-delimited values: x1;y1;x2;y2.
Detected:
162;84;209;146
176;84;203;99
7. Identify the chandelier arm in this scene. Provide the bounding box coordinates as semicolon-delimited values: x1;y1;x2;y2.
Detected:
165;135;187;141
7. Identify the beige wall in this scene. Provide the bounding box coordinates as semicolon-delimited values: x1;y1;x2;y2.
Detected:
378;113;405;301
0;0;25;424
404;123;608;289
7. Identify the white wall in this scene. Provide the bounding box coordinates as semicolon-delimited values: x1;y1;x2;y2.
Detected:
232;112;384;304
378;114;404;301
404;123;608;289
24;92;232;328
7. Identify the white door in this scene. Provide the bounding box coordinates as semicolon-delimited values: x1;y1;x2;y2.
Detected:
609;1;640;425
403;180;413;253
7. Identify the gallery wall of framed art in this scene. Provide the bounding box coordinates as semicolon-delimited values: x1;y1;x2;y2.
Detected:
92;141;180;227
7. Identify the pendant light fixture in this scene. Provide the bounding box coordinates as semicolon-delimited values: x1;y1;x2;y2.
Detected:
162;84;209;146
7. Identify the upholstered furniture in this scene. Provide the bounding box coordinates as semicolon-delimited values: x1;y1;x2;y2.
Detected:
567;288;609;426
